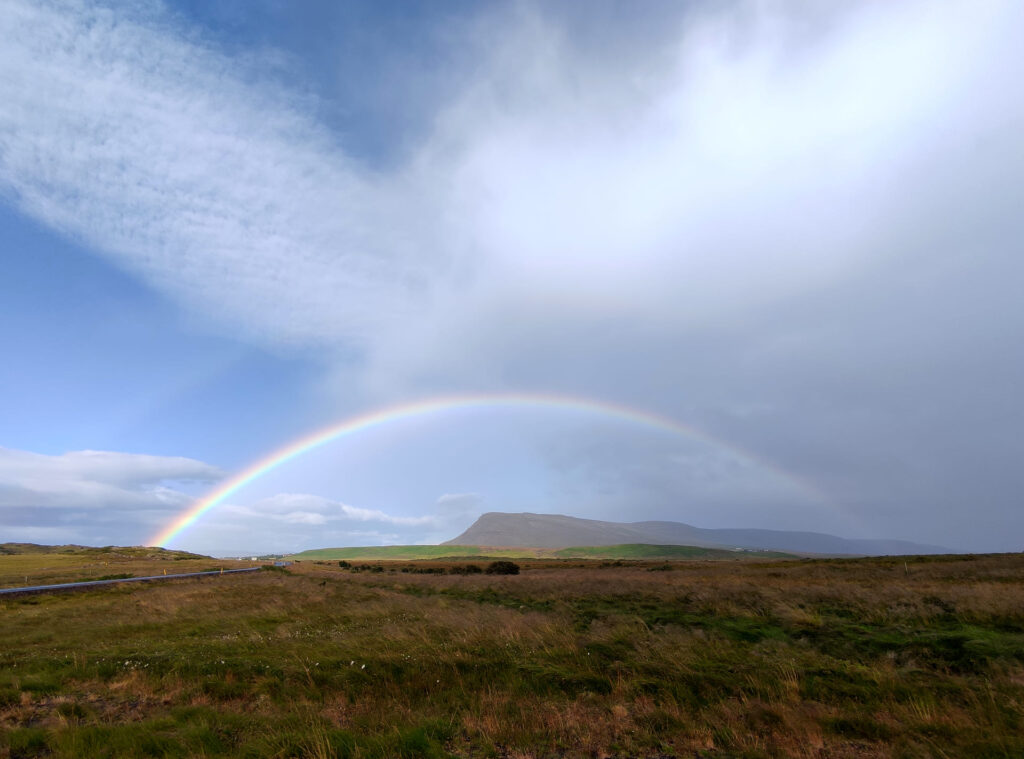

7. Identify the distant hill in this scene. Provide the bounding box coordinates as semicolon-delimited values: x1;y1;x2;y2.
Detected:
443;512;951;556
288;543;793;561
551;544;793;560
290;545;522;561
0;543;206;560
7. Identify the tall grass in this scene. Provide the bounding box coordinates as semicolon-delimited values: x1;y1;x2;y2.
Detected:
1;553;1022;757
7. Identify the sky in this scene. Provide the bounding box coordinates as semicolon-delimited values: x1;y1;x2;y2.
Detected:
1;0;1022;556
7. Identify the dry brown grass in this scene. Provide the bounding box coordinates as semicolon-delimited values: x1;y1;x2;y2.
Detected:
0;550;252;589
1;553;1023;757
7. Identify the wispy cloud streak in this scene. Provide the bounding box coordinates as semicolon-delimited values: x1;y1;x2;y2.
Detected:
0;0;432;348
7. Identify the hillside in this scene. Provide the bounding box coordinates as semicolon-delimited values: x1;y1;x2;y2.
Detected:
288;543;793;561
289;545;524;561
0;542;206;560
551;544;793;560
0;545;238;590
444;512;950;556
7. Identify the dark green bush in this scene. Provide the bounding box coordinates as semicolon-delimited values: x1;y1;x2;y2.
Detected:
485;561;520;575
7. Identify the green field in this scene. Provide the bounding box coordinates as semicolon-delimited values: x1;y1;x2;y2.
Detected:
552;543;793;560
2;550;1023;757
289;543;794;561
0;543;205;560
0;544;234;590
288;544;522;561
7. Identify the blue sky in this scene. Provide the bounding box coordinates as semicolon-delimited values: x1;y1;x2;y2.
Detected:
2;0;1023;555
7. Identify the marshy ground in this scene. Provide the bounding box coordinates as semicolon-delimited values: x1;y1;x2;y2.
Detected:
1;549;1022;758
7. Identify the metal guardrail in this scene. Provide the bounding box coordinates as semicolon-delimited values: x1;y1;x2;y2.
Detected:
0;567;262;597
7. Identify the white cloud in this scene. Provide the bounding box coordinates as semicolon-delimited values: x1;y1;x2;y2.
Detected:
0;447;222;511
2;0;1016;374
0;446;223;546
366;0;1021;391
280;511;329;526
192;493;460;554
0;0;433;350
233;493;436;527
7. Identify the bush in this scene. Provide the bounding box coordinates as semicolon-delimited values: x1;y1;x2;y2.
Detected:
485;561;520;575
337;560;351;568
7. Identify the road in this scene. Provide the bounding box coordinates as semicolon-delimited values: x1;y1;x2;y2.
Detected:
0;567;262;597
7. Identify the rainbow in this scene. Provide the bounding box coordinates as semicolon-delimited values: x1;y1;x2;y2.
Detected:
148;392;827;547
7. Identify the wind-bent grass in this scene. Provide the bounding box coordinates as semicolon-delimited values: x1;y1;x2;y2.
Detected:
289;543;793;561
1;552;1022;757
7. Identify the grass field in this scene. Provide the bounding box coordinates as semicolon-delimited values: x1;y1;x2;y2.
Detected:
0;545;240;590
2;550;1023;758
289;544;793;561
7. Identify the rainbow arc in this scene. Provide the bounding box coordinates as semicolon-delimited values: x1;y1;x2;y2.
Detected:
148;392;828;547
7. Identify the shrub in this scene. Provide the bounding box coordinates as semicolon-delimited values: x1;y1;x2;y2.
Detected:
485;561;520;575
337;560;351;568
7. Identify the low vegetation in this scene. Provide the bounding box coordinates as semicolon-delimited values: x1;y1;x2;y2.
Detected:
0;544;205;560
0;545;240;590
1;550;1023;757
290;543;793;562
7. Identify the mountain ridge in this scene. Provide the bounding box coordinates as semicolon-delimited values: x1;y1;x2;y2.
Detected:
443;512;951;556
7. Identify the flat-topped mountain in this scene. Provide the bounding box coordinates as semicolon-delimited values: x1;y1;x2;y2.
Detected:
443;512;950;556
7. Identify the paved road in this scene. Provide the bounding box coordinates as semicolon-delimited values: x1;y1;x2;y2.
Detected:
0;567;262;597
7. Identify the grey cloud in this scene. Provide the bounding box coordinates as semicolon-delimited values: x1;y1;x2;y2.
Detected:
0;447;221;511
0;447;224;545
240;494;436;526
199;493;472;555
2;1;1022;551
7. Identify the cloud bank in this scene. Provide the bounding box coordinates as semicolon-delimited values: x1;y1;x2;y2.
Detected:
0;446;221;544
0;445;463;552
227;493;436;528
0;447;221;510
2;0;1023;550
193;493;471;555
0;0;430;349
3;0;1015;365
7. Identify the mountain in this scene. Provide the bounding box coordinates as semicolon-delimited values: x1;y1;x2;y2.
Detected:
443;512;951;556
